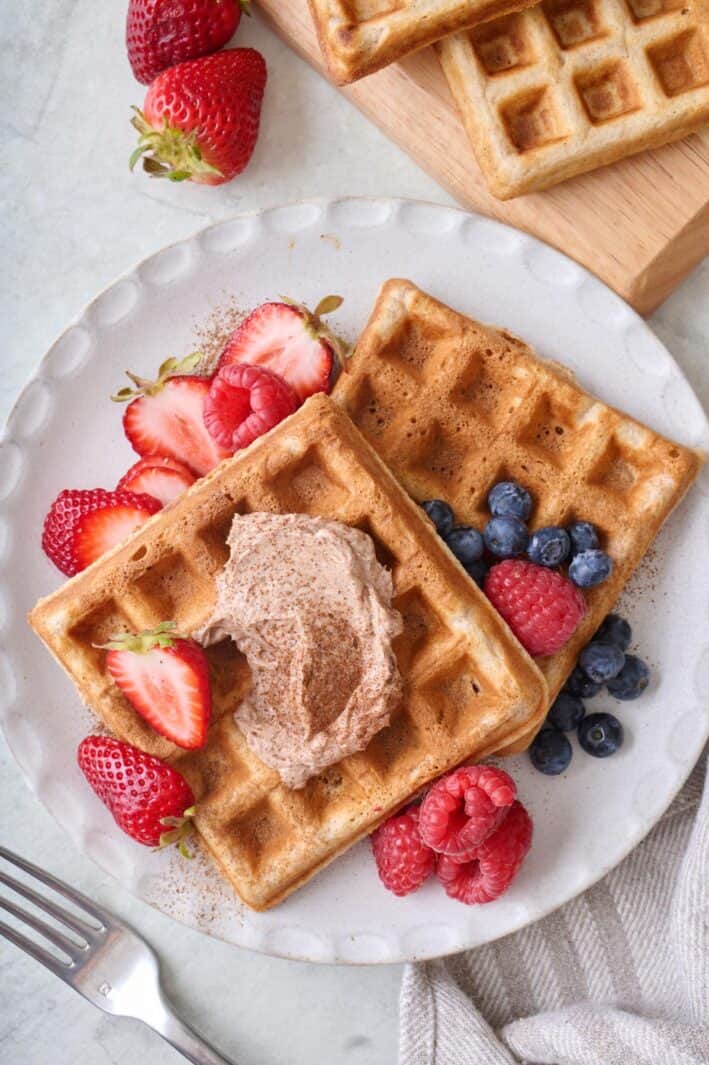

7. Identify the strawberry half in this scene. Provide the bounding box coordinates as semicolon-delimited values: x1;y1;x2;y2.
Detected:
42;489;161;576
98;622;211;750
130;48;267;185
77;734;196;851
203;363;297;450
113;353;231;477
117;455;196;506
217;296;346;405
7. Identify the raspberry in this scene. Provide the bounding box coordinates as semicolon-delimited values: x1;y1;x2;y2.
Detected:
436;800;533;905
418;766;516;861
203;363;297;451
371;808;435;897
485;559;586;657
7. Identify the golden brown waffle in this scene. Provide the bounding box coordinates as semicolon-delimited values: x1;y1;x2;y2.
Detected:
333;280;703;750
29;395;548;910
438;0;709;197
307;0;539;83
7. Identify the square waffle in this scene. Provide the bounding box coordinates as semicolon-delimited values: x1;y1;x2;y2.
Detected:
29;395;548;910
438;0;709;197
308;0;540;83
333;279;703;749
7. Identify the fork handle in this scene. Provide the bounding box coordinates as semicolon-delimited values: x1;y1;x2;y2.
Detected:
150;1000;237;1065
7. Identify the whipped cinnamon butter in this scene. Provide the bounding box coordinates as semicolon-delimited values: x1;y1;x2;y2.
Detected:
197;512;403;788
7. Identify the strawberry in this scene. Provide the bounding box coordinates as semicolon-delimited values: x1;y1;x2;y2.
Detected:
113;353;231;477
130;48;267;185
117;455;196;506
42;489;161;576
217;297;346;405
77;735;196;852
126;0;249;85
203;363;297;450
98;621;211;749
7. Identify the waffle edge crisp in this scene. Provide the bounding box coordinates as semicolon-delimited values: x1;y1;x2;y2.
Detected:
29;395;549;910
333;279;703;751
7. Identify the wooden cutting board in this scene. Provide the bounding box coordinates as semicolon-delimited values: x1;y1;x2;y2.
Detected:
257;0;709;314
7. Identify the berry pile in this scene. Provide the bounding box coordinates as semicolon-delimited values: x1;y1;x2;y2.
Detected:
529;612;651;774
371;766;533;905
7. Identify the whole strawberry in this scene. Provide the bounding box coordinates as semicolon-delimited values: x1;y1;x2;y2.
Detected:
77;735;196;852
130;48;267;185
127;0;248;85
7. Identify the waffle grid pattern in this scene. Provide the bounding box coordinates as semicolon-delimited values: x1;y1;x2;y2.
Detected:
30;396;547;910
439;0;709;196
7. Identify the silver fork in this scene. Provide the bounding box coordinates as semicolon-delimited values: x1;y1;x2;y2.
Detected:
0;845;236;1064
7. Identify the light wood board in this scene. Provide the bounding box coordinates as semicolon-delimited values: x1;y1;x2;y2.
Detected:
257;0;709;314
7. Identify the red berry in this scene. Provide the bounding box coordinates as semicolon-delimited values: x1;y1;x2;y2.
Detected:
418;766;516;862
126;0;245;85
77;735;195;848
485;559;586;657
436;800;533;905
42;489;160;577
117;455;196;506
371;808;435;897
203;363;297;450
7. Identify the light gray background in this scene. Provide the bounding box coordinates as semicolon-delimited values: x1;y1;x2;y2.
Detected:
1;4;707;1064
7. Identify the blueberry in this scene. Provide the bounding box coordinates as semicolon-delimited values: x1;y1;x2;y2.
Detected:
595;613;632;650
488;481;533;521
569;549;613;588
529;729;573;774
445;525;484;566
527;526;570;567
422;499;454;536
547;692;585;731
567;520;599;556
465;558;489;588
483;516;529;558
607;655;650;700
564;665;603;699
578;712;623;757
579;642;625;683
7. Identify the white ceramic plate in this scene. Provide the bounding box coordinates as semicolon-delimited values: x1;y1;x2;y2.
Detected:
2;198;708;965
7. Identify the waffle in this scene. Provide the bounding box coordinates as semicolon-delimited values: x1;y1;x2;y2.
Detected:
333;280;703;750
438;0;709;197
307;0;540;83
29;395;548;910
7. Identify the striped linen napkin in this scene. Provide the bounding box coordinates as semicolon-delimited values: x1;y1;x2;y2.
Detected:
400;750;708;1065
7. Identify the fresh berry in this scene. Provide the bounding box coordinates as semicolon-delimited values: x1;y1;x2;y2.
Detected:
77;735;195;850
422;499;454;536
483;516;529;558
99;622;211;749
564;664;602;699
488;481;532;521
419;766;516;861
445;525;484;566
595;613;632;650
436;801;532;905
465;558;489;588
547;692;585;731
527;526;570;568
569;549;613;588
578;712;623;757
130;48;267;185
371;809;435;897
579;642;625;683
203;363;296;451
217;297;345;404
567;520;599;556
127;0;247;85
42;489;160;576
117;455;196;506
607;655;650;700
113;354;231;477
529;729;573;774
485;560;587;657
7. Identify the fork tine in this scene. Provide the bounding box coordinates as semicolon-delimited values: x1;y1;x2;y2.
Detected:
0;895;86;961
0;869;99;941
0;846;112;929
0;918;72;978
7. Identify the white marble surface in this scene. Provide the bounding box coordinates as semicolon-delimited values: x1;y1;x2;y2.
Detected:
1;4;707;1064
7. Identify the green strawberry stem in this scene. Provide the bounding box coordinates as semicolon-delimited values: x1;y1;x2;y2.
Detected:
94;620;183;653
111;351;202;402
157;805;196;859
129;108;222;183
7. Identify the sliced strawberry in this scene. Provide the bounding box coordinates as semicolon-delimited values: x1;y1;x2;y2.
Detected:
100;622;211;749
217;296;346;404
42;489;160;576
122;454;195;477
118;456;195;506
203;363;297;450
